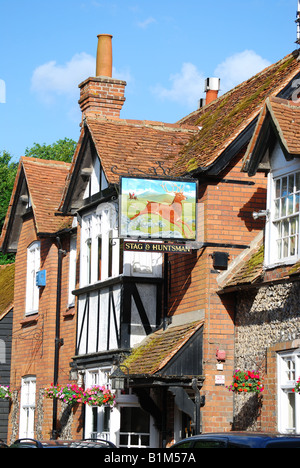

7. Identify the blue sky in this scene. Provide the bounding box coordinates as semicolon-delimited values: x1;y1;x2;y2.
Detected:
0;0;298;161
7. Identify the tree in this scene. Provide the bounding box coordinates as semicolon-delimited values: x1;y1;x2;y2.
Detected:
0;151;18;264
0;151;18;229
24;137;76;163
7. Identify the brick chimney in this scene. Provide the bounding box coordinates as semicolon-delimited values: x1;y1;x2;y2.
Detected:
204;77;220;105
78;34;126;119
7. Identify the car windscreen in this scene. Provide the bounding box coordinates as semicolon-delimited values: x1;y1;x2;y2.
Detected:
193;439;227;448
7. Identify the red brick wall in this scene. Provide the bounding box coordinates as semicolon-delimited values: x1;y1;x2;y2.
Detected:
8;213;79;441
168;151;267;433
78;76;126;119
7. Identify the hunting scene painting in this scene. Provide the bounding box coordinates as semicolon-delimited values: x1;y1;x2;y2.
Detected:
120;177;197;240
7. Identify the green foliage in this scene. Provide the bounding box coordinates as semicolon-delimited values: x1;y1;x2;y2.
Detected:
0;151;18;229
24;137;76;163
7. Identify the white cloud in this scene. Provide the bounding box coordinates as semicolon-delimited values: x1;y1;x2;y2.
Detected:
152;62;205;107
31;52;95;104
214;50;271;93
152;50;271;110
31;52;132;106
137;17;156;28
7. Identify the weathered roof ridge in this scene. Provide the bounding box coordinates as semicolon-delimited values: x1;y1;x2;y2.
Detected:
85;114;196;133
20;155;71;168
173;51;300;175
217;231;264;291
178;52;299;126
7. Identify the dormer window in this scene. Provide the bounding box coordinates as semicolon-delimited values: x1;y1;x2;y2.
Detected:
265;146;300;267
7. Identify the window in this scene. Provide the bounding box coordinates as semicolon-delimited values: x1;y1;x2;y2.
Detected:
68;235;77;306
19;376;36;439
25;241;40;315
278;350;300;433
273;172;300;261
119;406;150;448
84;368;112;441
80;204;120;287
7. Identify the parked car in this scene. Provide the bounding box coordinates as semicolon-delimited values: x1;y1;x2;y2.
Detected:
0;440;8;448
10;438;117;448
170;432;300;448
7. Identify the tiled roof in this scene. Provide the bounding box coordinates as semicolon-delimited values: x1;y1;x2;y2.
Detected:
174;52;300;175
1;157;72;251
0;263;14;319
85;116;197;184
21;157;72;233
218;231;300;291
244;96;300;174
122;321;203;376
217;232;264;290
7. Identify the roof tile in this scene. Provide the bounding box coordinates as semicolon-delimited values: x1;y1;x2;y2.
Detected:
174;52;300;174
122;321;203;376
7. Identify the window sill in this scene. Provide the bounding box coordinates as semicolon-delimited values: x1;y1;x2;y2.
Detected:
63;304;75;317
21;313;39;326
264;257;299;270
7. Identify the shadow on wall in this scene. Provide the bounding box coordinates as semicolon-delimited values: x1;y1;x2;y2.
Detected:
232;393;263;431
238;187;267;232
167;250;199;316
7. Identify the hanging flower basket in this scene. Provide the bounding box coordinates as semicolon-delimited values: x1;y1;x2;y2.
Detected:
0;385;11;400
227;370;264;394
82;385;115;407
45;383;115;407
45;383;85;406
292;378;300;393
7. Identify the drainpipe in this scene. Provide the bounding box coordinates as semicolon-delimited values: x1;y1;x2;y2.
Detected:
51;236;66;439
192;378;201;434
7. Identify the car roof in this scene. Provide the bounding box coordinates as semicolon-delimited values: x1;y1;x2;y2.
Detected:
10;438;116;448
173;432;300;448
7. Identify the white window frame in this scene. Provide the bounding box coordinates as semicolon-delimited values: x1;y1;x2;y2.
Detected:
80;203;119;287
277;350;300;434
265;146;300;267
19;376;36;439
84;367;113;441
25;241;40;315
68;234;77;306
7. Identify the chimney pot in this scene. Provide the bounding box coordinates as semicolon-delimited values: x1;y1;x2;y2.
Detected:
204;77;220;105
96;34;113;77
78;34;126;120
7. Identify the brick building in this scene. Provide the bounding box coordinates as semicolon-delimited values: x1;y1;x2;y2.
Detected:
218;95;300;433
1;34;300;446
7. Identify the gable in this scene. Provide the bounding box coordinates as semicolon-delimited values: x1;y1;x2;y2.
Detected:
1;157;72;253
59;117;196;214
245;97;300;177
122;321;203;379
159;326;203;377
